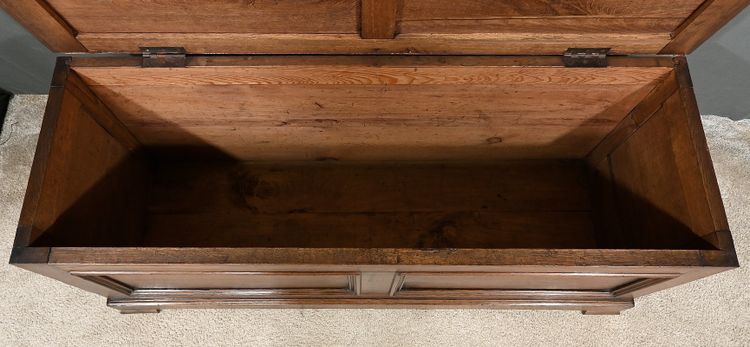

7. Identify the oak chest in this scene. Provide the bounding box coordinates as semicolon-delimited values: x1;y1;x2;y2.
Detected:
2;0;746;314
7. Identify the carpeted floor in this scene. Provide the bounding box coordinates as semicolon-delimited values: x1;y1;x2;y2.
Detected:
0;95;748;346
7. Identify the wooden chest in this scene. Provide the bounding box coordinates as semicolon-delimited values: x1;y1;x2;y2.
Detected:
2;0;746;314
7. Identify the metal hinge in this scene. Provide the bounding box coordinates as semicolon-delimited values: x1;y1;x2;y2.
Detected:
140;47;186;68
563;48;610;68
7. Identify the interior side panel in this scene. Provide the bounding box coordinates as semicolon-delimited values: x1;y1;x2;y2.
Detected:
605;91;719;249
27;74;148;246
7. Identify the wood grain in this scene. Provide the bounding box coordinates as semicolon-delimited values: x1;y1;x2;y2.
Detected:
28;90;146;246
45;0;358;34
142;160;597;249
75;66;672;86
608;92;717;248
361;0;399;39
10;52;741;314
148;161;591;214
76;32;673;55
63;71;140;150
7;0;748;55
18;61;147;247
399;17;685;34
0;0;84;51
586;70;680;165
14;58;71;250
76;65;670;160
67;54;678;69
396;272;646;292
401;0;703;18
673;57;732;248
106;295;635;312
103;272;356;291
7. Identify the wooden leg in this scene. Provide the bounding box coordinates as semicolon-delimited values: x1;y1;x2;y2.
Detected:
117;307;161;314
581;307;626;315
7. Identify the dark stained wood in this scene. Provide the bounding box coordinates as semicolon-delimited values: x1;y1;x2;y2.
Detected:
588;158;627;248
12;59;147;247
47;247;737;269
610;277;674;297
26;90;147;246
13;58;71;253
607;92;718;248
0;0;84;52
74;272;360;294
106;295;635;313
148;161;592;214
672;57;732;249
9;52;740;314
142;160;596;249
394;272;665;292
140;189;592;249
661;0;750;54
67;55;678;69
360;0;399;39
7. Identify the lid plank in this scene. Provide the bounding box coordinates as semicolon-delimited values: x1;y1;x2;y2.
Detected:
44;0;358;34
74;32;671;55
2;0;748;54
361;0;399;39
0;0;83;51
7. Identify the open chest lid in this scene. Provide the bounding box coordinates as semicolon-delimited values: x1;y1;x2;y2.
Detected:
1;0;749;55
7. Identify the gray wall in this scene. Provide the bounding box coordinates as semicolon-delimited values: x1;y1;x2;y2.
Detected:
1;7;749;118
0;10;57;94
688;5;750;120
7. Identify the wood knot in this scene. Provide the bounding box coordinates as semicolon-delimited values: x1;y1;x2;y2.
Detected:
486;136;503;145
253;180;279;199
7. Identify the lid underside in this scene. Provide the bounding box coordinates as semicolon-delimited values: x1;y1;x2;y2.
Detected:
1;0;749;55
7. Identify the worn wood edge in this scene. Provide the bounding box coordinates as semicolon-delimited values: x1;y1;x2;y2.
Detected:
106;296;634;312
661;0;750;54
50;56;73;87
610;277;674;297
73;66;672;88
74;275;134;296
75;32;671;55
14;57;71;250
46;248;738;267
614;265;737;300
9;246;50;264
393;289;621;299
13;262;129;299
68;55;677;68
130;288;359;298
672;57;736;258
0;0;85;52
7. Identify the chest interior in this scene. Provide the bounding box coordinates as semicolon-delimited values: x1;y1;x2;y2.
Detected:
5;0;743;252
25;55;715;251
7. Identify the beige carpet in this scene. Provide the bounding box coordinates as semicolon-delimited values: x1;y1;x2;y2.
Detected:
0;95;748;346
